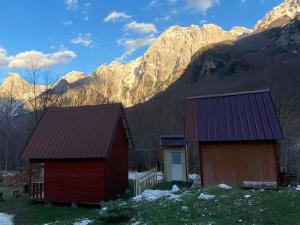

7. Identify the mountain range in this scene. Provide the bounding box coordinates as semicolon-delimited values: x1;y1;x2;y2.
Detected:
1;0;299;109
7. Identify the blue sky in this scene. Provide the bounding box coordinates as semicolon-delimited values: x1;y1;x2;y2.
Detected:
0;0;282;82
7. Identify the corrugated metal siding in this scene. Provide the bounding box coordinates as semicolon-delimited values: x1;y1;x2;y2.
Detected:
185;99;197;141
21;104;123;159
200;142;278;186
185;90;283;142
160;136;185;147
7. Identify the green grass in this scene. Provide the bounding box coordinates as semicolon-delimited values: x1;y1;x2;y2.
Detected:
1;185;300;225
131;186;300;225
0;186;107;225
153;181;192;190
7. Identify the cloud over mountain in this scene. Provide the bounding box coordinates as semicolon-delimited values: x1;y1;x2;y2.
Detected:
104;11;132;22
0;48;12;68
8;50;76;70
65;0;78;11
187;0;220;12
71;33;94;47
125;21;157;33
117;36;156;61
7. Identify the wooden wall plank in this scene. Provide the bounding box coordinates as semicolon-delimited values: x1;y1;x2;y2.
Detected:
200;142;278;186
44;160;105;203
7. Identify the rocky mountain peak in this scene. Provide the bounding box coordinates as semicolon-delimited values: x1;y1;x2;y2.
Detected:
254;0;300;30
88;23;248;106
0;73;45;101
230;26;252;36
1;73;25;87
60;71;86;84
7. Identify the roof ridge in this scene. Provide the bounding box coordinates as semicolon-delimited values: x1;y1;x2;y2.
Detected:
47;103;122;112
160;135;184;138
187;89;270;100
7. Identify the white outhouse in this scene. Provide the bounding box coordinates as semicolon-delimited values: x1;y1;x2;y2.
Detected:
160;135;188;182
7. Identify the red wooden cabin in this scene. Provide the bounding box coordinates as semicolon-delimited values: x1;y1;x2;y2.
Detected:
185;90;283;187
21;103;133;204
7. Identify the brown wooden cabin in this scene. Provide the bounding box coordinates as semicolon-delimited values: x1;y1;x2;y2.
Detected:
21;103;133;204
185;90;283;187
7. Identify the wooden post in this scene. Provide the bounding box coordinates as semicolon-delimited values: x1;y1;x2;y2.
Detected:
199;144;204;187
275;141;281;186
185;144;189;182
161;146;164;182
28;162;32;198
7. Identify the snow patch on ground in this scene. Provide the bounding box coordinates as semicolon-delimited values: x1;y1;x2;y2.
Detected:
73;218;93;225
43;221;59;225
295;185;300;191
0;213;14;225
171;185;180;192
244;194;251;198
181;205;189;211
131;219;143;225
198;193;215;200
189;173;199;180
133;185;181;202
217;184;232;189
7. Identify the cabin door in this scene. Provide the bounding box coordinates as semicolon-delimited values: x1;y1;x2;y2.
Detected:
171;152;183;181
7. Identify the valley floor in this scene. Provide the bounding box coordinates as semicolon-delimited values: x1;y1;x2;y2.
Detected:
0;183;300;225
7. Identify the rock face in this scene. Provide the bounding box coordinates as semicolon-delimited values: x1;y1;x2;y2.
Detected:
0;73;45;101
60;71;86;83
90;24;249;106
276;17;300;47
254;0;300;30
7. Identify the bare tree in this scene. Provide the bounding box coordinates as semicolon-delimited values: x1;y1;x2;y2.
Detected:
0;78;19;174
20;59;60;122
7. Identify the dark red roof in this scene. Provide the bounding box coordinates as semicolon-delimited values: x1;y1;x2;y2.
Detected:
21;103;127;160
185;90;283;142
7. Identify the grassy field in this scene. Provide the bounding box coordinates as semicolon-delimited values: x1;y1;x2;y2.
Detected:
1;184;300;225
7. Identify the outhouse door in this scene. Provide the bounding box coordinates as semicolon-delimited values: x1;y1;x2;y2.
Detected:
171;152;183;180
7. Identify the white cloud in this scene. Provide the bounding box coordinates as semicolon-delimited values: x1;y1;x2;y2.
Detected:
65;0;78;10
117;36;156;61
81;2;91;21
0;48;12;68
8;50;76;70
71;33;94;47
155;15;171;21
187;0;220;12
125;21;157;33
63;20;73;26
103;11;131;22
149;0;159;7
